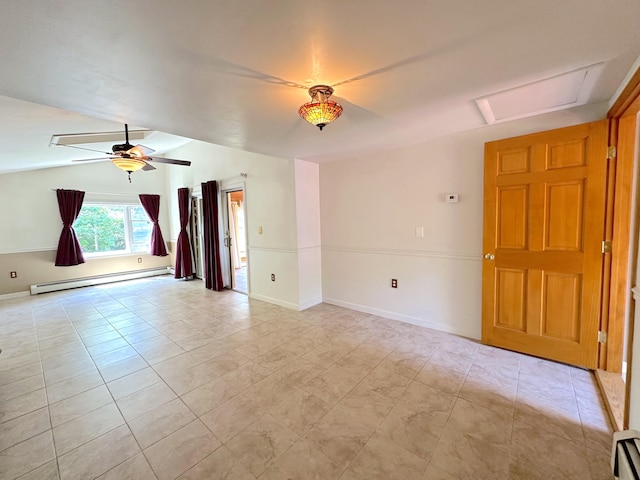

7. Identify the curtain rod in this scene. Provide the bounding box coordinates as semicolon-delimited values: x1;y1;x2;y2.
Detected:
50;189;137;196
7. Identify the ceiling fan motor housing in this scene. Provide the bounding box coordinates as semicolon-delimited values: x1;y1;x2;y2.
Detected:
112;142;135;154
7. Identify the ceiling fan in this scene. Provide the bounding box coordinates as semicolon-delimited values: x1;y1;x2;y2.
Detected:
65;124;191;182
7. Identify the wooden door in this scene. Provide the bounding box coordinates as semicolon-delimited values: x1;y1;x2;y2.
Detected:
482;120;609;369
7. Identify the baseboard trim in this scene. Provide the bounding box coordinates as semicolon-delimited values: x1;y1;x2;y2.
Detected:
30;267;172;295
298;297;323;311
322;297;478;339
0;291;30;301
249;293;300;311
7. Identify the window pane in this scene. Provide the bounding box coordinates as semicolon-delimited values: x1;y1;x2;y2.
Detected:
75;205;126;253
131;206;149;221
131;220;152;244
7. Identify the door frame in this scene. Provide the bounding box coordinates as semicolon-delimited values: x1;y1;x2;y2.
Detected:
607;65;640;428
220;184;249;294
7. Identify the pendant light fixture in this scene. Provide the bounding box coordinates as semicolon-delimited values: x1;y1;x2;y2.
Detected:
111;157;146;183
298;85;343;130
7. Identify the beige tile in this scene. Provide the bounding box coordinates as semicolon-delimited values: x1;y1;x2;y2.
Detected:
0;407;50;452
116;381;177;422
261;439;341;480
49;385;113;427
46;369;104;404
82;330;123;347
429;426;510;480
0;362;42;387
181;377;239;416
447;397;513;445
43;358;96;386
336;383;398;429
0;374;44;403
509;420;592;479
132;337;185;364
53;402;124;455
39;341;85;361
221;361;272;391
0;431;56;480
128;398;196;449
377;382;456;461
16;460;60;480
98;355;149;383
0;388;48;424
96;453;156;480
106;367;162;400
92;345;139;368
143;420;221;480
200;394;263;442
268;389;331;436
342;432;428;480
586;447;613;480
57;425;140;480
226;414;300;477
514;397;582;442
307;406;375;469
422;464;460;480
0;351;40;372
177;446;253;480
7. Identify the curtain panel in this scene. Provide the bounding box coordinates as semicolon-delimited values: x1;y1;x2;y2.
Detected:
55;189;86;266
174;187;194;279
139;194;168;256
201;181;224;290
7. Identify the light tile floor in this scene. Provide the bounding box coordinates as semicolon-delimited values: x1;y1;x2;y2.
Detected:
0;276;614;479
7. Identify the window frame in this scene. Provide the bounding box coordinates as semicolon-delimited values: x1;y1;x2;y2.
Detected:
75;202;152;258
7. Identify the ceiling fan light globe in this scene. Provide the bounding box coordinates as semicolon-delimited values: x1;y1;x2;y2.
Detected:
111;157;146;173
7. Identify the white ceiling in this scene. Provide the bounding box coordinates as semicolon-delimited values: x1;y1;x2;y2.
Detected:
0;0;639;174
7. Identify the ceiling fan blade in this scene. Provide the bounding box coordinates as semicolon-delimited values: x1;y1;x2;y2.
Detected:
142;162;156;171
128;144;155;157
147;157;191;166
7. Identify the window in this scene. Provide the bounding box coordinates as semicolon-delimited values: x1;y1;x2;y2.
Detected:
74;204;152;256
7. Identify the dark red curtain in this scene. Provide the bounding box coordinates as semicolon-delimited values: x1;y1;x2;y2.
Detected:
55;189;86;266
174;187;194;279
202;181;224;290
139;194;168;256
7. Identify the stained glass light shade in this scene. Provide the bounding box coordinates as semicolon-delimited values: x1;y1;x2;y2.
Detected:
298;85;343;130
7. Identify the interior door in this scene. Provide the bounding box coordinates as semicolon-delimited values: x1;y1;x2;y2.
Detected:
482;120;609;369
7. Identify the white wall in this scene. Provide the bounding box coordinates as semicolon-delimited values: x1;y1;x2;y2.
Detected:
164;140;303;309
294;159;322;308
320;103;608;339
0;161;172;294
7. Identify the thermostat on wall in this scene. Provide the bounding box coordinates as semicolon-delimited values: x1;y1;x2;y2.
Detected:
446;193;459;203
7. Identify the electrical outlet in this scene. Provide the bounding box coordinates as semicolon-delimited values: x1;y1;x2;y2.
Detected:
271;273;275;282
10;271;17;279
137;257;142;263
391;278;398;288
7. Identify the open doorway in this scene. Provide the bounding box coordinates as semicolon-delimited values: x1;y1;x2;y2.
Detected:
189;195;204;280
222;189;248;294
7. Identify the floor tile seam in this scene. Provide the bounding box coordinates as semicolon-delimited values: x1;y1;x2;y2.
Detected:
0;406;51;454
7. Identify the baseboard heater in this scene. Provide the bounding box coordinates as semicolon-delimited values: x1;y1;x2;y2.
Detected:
612;430;640;479
30;267;171;295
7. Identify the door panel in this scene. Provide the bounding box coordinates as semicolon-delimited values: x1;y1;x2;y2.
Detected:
482;120;608;368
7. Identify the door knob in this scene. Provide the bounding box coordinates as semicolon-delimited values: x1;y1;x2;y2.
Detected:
484;253;495;260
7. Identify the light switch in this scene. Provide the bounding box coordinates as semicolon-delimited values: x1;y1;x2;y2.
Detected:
446;193;459;203
258;226;263;234
415;226;424;238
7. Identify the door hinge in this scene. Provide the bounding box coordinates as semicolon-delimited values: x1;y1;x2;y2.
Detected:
598;331;607;343
602;240;612;253
607;146;617;159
